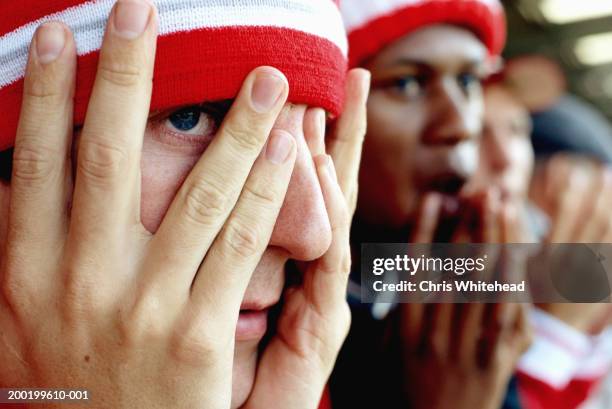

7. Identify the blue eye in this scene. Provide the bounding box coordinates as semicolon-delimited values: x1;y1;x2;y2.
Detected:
169;107;201;131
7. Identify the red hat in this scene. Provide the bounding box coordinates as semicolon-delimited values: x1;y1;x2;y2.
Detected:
0;0;348;151
341;0;506;67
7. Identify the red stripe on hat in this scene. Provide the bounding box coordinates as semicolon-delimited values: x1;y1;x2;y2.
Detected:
347;0;506;67
0;26;346;151
0;0;86;35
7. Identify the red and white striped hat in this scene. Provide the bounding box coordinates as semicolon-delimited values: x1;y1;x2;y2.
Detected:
341;0;506;67
0;0;348;151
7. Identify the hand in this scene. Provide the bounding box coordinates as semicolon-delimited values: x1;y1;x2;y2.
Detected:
242;69;371;408
0;2;298;408
530;153;612;243
411;190;527;244
399;303;532;409
403;194;531;409
529;154;612;333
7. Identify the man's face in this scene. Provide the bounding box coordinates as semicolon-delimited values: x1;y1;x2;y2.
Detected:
472;85;534;201
72;103;332;408
358;25;487;228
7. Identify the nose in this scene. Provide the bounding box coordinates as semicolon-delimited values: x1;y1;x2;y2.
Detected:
268;119;332;261
422;78;480;146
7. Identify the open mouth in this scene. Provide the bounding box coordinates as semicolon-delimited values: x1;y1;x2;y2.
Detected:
428;174;468;195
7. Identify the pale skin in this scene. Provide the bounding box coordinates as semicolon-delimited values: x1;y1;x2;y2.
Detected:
473;85;611;334
0;1;370;408
530;154;612;334
470;84;534;205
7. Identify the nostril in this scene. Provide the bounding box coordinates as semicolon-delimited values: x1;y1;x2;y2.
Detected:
270;205;333;261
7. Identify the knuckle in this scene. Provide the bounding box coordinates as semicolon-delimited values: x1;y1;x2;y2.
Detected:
2;265;33;314
183;181;230;225
119;295;168;344
222;220;261;259
170;327;228;366
11;144;58;184
426;335;446;359
97;60;143;88
224;123;264;153
339;250;352;276
77;139;130;186
242;182;281;209
24;70;64;102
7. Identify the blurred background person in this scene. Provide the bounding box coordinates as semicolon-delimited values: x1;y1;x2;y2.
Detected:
336;0;612;407
332;1;531;408
469;72;612;409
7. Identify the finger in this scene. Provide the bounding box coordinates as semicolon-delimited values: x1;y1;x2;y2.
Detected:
513;303;533;355
187;130;297;323
411;193;443;243
328;69;370;210
456;303;485;362
232;155;347;409
9;23;75;260
420;303;453;359
548;169;585;242
478;303;511;367
501;202;522;243
147;67;289;297
304;108;326;156
400;303;425;353
451;201;476;243
577;168;612;242
69;0;158;255
477;189;501;243
305;154;352;313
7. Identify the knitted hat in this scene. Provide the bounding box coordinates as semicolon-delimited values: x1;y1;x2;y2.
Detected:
0;0;348;151
341;0;506;67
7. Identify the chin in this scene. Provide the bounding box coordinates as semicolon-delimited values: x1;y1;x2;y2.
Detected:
231;340;259;408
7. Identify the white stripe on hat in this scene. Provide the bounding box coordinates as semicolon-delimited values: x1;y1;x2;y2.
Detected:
341;0;501;32
0;0;347;89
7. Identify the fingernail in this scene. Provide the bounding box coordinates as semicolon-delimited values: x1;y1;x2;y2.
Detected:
266;131;293;164
114;0;152;40
36;23;66;64
251;72;287;113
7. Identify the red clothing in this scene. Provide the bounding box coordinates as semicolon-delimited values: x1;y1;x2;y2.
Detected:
319;387;332;409
517;309;612;409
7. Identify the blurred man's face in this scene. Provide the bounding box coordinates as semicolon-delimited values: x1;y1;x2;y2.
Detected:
72;103;332;408
472;85;534;201
358;24;487;228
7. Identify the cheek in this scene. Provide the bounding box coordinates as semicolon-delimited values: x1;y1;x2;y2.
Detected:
140;148;200;233
366;94;423;172
466;98;485;134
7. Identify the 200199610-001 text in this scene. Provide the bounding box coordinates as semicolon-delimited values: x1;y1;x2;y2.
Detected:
0;388;90;404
